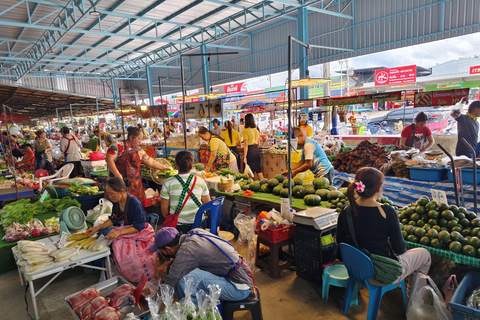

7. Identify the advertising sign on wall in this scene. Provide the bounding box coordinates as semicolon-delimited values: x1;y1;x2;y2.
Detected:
375;65;417;86
470;66;480;74
414;89;470;107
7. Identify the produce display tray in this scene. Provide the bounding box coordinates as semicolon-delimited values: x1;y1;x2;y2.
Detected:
64;276;149;320
405;241;480;268
12;235;110;281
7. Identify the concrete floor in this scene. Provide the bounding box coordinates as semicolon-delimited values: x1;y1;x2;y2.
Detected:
0;265;407;320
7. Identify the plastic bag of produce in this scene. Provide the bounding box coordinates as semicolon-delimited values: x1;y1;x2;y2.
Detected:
124;313;141;320
179;276;198;320
160;284;175;320
78;296;108;320
206;285;222;320
89;235;113;252
67;288;100;313
112;223;157;282
234;214;257;271
466;287;480;310
406;274;452;320
86;198;112;224
193;290;209;320
146;293;162;320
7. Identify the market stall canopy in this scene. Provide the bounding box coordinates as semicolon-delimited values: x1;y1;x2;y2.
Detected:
0;84;124;117
155;99;170;105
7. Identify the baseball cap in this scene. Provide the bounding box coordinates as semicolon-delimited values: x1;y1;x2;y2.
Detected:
149;227;179;253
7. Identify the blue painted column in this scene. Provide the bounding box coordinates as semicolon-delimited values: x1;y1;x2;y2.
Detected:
111;78;117;108
146;66;154;105
297;7;308;100
200;45;210;94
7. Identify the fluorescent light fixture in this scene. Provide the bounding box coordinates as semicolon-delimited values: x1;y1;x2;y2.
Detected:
89;7;101;16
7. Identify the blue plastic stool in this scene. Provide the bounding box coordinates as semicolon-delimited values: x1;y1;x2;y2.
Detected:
322;264;358;307
146;213;160;231
192;197;225;235
340;243;408;320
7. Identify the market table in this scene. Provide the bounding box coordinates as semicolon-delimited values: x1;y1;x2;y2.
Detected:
333;171;480;211
13;234;112;320
0;212;58;275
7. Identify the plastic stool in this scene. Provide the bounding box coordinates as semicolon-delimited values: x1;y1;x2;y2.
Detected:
223;287;263;320
322;264;358;307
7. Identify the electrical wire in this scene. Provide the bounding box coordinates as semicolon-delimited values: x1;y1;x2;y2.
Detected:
183;55;210;88
24;282;34;320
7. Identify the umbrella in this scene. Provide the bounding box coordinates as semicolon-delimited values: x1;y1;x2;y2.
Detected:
241;100;268;108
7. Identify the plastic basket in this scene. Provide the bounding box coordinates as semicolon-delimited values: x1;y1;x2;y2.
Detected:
255;223;295;243
144;194;161;207
447;168;480;185
408;166;447;182
294;225;337;284
450;272;480;320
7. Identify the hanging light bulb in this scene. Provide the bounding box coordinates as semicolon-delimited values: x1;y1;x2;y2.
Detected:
140;100;148;111
89;6;101;17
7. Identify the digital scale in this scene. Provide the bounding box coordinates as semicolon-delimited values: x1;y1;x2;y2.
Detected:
293;207;338;230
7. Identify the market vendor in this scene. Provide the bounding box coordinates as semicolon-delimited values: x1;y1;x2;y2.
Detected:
211;118;222;135
106;126;169;205
161;151;211;234
220;120;242;171
198;126;239;173
399;112;434;152
34;129;53;172
298;113;314;137
85;177;145;239
60;127;83;177
15;143;34;172
282;127;334;183
150;227;253;302
451;100;480;158
243;114;264;180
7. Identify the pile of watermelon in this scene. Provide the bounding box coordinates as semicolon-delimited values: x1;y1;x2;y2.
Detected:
398;196;480;257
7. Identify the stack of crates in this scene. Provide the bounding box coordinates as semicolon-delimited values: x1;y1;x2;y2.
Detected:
294;224;337;285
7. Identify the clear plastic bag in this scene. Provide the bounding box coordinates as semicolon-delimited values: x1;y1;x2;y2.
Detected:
234;214;257;271
406;274;453;320
160;284;175;320
466;287;480;310
86;198;113;224
179;276;198;320
89;235;113;251
193;290;208;320
146;293;162;320
206;285;222;320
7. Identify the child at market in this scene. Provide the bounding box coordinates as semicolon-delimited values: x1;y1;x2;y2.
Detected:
336;167;431;295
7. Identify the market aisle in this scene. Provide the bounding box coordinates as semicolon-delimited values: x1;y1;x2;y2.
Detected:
0;267;407;319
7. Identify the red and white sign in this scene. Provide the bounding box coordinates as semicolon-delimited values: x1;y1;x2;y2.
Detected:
224;82;246;94
375;65;417;86
470;65;480;74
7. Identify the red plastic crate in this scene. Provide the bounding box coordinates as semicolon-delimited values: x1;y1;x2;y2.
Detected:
144;194;161;207
255;223;295;243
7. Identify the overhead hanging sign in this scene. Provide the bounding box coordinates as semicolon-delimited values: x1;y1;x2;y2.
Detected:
184;101;209;119
224;82;246;94
316;91;403;106
375;65;417;86
414;88;470;107
470;66;480;74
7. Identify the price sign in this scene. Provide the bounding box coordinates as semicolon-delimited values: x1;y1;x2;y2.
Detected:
57;231;69;248
431;189;448;204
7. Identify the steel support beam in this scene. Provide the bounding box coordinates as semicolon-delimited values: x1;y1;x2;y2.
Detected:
297;7;308;100
200;45;211;95
9;3;39;55
146;66;154;105
111;79;118;108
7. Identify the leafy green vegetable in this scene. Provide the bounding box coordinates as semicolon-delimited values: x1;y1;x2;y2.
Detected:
67;182;100;196
157;170;178;178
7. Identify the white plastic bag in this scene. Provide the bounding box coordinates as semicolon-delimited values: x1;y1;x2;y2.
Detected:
86;198;112;224
406;274;453;320
244;164;254;179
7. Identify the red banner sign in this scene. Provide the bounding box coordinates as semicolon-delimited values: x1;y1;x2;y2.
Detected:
470;65;480;74
224;82;246;94
414;89;470;107
375;65;417;86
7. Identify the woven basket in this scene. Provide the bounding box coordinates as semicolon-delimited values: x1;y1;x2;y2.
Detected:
218;180;233;191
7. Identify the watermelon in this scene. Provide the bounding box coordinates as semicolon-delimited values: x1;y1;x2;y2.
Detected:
283;179;295;188
260;185;269;193
267;178;280;188
292;185;306;199
304;194;321;206
280;188;289;198
248;183;260;192
274;174;285;183
305;186;316;195
339;188;348;195
313;177;329;189
327;190;342;201
293;178;303;186
194;163;205;171
272;185;283;196
315;189;329;201
259;178;269;185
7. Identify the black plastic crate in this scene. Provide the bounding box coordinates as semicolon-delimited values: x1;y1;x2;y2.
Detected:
294;225;337;285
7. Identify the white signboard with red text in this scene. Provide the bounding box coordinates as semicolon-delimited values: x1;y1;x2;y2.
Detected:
375;65;417;86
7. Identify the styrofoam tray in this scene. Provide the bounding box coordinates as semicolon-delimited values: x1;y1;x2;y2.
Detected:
64;276;149;320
